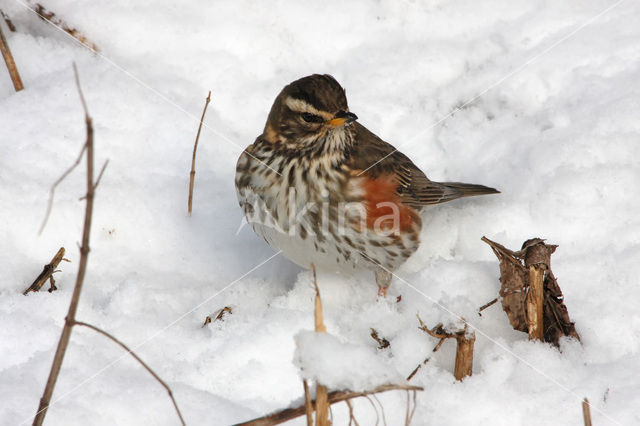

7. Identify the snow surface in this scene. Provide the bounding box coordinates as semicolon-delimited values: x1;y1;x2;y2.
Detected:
1;0;639;425
294;331;404;393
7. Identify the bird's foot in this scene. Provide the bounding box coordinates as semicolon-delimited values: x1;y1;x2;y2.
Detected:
375;268;392;299
377;285;388;298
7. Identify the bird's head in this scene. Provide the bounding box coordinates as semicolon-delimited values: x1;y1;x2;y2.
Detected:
263;74;358;149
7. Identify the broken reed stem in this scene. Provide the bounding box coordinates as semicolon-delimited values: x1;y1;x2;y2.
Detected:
0;22;23;91
416;314;475;381
73;321;186;426
453;332;475;381
33;64;95;426
582;398;592;426
303;380;313;426
315;386;329;426
23;247;69;294
188;90;211;214
312;265;326;333
527;265;544;341
235;384;423;426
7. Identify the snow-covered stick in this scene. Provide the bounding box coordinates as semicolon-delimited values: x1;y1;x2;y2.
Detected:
0;22;23;91
311;265;329;425
526;265;544;341
188;90;211;214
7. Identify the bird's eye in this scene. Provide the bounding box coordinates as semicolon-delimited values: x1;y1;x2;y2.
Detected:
301;112;322;123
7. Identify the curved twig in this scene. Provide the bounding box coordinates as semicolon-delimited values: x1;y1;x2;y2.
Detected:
73;321;186;426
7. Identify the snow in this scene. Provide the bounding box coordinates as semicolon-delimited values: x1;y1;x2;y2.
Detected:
1;0;640;425
294;330;404;393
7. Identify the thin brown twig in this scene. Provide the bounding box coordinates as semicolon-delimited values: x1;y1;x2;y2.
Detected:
0;22;23;91
38;142;87;234
433;337;446;352
406;359;428;382
416;315;450;339
364;395;380;426
33;63;95;426
408;390;417;424
93;159;109;190
407;316;451;381
404;390;416;426
79;160;109;201
345;400;359;426
478;298;498;315
188;90;211;214
406;338;445;382
372;394;387;426
73;321;186;426
405;391;410;426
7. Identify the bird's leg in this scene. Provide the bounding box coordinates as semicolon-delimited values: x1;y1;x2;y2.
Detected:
375;268;392;298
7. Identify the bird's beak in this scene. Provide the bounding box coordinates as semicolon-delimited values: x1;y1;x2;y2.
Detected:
327;110;358;127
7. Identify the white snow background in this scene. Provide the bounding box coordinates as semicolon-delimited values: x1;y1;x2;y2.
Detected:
1;0;639;424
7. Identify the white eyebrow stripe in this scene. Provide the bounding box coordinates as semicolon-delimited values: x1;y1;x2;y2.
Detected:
284;97;333;119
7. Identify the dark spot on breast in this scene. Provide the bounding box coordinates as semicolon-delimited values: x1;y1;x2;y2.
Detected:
344;236;355;248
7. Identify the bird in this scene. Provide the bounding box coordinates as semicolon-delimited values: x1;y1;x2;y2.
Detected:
235;74;499;296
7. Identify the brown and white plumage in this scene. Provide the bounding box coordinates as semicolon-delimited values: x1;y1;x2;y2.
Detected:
235;74;499;295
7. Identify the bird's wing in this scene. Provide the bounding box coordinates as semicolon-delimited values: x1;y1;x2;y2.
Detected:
349;123;497;209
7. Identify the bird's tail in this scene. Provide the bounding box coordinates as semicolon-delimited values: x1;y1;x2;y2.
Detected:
438;181;500;203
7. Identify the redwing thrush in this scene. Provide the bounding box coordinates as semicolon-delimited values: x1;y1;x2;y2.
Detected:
235;74;498;296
